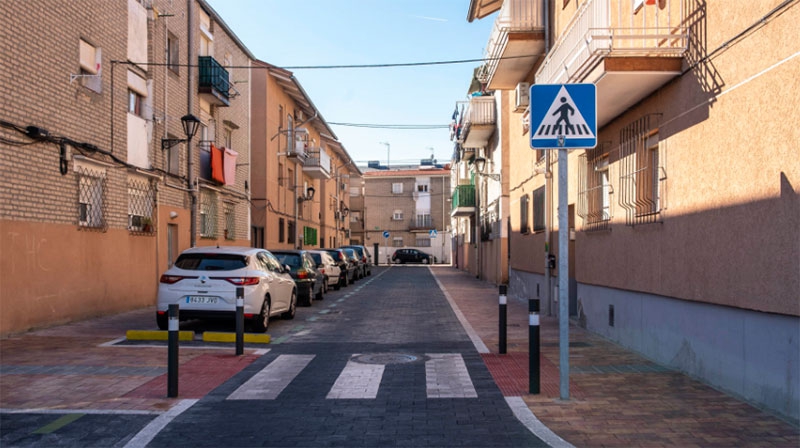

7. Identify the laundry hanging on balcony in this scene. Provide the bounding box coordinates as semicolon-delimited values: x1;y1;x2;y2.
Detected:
210;144;238;185
223;147;238;186
210;144;225;184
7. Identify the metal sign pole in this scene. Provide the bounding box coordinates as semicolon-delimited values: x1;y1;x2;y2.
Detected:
558;145;570;401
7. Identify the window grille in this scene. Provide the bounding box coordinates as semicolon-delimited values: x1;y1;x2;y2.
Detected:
619;114;665;226
200;190;217;238
224;203;235;240
128;177;155;234
76;166;106;231
416;238;431;247
520;194;530;234
578;145;612;231
532;187;545;232
392;237;403;247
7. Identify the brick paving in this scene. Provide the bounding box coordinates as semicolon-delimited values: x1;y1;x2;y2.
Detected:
0;266;797;447
431;266;800;448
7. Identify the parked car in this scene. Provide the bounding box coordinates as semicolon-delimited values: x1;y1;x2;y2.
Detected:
157;246;297;333
339;247;362;280
308;250;341;291
342;245;372;277
391;248;433;264
270;250;325;306
322;248;354;288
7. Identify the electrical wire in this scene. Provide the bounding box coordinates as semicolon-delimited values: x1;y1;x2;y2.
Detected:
328;122;448;129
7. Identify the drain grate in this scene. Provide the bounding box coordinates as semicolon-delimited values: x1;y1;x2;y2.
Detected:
352;353;421;365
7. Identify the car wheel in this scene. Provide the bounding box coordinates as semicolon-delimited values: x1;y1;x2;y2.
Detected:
156;313;168;330
251;299;270;333
337;274;345;289
316;282;325;301
282;291;297;320
423;257;430;265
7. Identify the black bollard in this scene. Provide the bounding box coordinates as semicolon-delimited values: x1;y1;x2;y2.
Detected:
529;298;540;394
167;304;179;398
499;284;507;354
235;286;244;356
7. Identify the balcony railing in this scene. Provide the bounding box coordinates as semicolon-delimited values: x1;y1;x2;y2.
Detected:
536;0;687;85
409;215;434;231
481;0;545;83
198;56;230;106
458;96;496;148
451;184;476;215
302;146;331;179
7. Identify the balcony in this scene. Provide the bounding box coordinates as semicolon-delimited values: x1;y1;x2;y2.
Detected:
198;56;230;107
482;0;546;90
451;184;476;217
302;146;331;179
535;0;687;127
458;96;496;149
409;215;435;232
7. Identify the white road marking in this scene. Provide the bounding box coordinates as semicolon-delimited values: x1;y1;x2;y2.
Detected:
505;397;575;448
227;354;315;400
123;399;197;448
425;353;477;398
326;357;385;399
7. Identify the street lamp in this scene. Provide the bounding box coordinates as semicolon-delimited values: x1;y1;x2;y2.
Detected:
298;186;315;202
160;114;201;246
473;156;501;181
161;114;201;150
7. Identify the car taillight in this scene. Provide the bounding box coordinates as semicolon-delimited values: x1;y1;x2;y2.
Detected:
160;275;190;284
362;256;367;262
296;269;309;279
223;277;260;286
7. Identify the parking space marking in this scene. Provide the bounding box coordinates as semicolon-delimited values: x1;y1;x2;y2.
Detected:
425;353;478;398
33;413;84;434
228;355;315;400
326;357;385;399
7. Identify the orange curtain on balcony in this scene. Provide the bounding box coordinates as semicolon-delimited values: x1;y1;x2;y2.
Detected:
210;144;225;184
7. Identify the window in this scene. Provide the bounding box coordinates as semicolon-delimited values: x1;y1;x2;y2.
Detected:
619;114;663;226
200;190;217;238
76;166;105;229
128;177;155;233
224;203;234;240
350;211;361;223
303;226;318;246
279;218;285;243
278;162;285;187
532;187;545;232
167;33;179;73
415;213;432;228
350;186;360;197
224;128;233;148
128;90;144;117
252;226;264;248
78;39;102;93
520;194;530;234
417;184;429;193
393;237;403;247
578;149;611;231
288;220;296;245
392;183;403;194
416;238;431;247
392;210;404;221
166;133;181;175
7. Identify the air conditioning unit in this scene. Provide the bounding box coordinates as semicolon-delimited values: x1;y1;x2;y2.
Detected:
294;109;304;122
514;82;530;112
289;127;309;157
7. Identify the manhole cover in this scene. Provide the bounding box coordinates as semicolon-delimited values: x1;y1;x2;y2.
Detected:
352;353;420;365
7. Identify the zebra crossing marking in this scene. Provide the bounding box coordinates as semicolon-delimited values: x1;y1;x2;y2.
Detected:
326;356;385;399
227;354;315;400
426;353;478;398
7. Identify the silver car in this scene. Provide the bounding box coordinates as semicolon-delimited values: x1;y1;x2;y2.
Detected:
157;246;297;332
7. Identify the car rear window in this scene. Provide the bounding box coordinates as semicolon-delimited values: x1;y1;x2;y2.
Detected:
174;253;248;271
309;253;322;265
274;253;302;268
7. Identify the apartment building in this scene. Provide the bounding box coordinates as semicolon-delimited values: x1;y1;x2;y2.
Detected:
460;0;799;421
363;167;452;264
250;62;359;251
0;0;252;335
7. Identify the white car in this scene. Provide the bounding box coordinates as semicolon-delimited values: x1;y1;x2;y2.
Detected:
157;246;297;332
308;250;342;291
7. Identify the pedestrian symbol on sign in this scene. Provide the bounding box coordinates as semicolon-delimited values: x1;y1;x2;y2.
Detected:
529;84;597;149
533;86;594;139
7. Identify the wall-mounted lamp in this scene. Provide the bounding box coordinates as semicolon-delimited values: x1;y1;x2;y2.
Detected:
298;186;315;202
169;211;179;219
473;156;501;181
161;114;201;150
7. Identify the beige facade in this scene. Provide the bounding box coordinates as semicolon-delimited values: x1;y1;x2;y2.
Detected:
461;0;799;421
250;62;359;252
0;0;252;335
363;168;452;263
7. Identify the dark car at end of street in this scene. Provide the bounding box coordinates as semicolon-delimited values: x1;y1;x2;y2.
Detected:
270;249;325;306
391;248;433;264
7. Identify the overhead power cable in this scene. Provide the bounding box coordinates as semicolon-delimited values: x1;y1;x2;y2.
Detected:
328;122;448;129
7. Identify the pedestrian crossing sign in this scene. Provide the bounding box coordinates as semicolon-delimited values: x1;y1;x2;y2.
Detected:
530;84;597;149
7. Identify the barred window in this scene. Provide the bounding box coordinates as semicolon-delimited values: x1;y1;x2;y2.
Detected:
200;190;217;238
392;237;403;247
224;203;235;240
128;177;155;233
532;187;545;232
77;166;106;230
416;238;431;247
619;114;664;226
578;147;612;231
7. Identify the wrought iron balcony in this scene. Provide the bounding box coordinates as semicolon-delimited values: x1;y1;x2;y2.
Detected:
457;96;496;149
409;215;435;231
198;56;230;107
482;0;546;90
302;146;331;179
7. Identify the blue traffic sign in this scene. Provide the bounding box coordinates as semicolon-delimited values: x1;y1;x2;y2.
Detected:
530;84;596;149
383;231;390;238
429;229;437;238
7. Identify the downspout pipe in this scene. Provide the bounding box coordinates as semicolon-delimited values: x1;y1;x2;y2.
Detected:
188;0;198;247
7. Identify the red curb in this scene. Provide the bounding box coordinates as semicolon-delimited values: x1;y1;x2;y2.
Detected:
482;352;585;399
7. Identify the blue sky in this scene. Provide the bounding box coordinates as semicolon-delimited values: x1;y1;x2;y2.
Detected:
204;0;496;167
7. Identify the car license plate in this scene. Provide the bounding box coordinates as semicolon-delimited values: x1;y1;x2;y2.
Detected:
186;296;218;304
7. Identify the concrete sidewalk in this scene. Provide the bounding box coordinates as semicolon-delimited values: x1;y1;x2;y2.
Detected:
431;266;799;448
